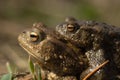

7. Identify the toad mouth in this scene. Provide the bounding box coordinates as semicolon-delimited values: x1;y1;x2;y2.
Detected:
18;38;44;66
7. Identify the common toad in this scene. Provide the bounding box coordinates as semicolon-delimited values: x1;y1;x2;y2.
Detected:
18;23;88;80
56;17;120;80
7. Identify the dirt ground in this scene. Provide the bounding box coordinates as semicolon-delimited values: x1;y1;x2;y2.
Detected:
0;20;29;74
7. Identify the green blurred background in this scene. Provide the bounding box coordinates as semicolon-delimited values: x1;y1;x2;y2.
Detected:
0;0;120;74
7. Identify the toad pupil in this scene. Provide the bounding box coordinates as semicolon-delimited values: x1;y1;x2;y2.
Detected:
30;32;39;41
67;24;75;32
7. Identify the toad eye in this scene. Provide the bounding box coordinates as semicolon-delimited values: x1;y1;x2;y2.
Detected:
67;24;75;32
30;32;39;42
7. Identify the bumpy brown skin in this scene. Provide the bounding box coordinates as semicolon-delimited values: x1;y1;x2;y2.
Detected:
18;23;88;80
56;17;120;80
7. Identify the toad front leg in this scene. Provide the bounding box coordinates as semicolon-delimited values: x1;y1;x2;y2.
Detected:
80;49;107;80
80;49;120;80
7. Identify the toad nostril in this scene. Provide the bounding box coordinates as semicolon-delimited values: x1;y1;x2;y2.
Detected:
22;31;26;33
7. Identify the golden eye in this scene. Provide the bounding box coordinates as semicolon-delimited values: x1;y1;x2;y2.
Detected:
30;32;39;42
67;24;75;32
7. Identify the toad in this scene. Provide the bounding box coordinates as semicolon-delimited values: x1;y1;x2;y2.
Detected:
56;17;120;80
18;23;88;80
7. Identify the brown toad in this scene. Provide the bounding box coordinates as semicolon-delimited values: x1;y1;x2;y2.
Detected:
56;17;120;80
18;23;88;80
